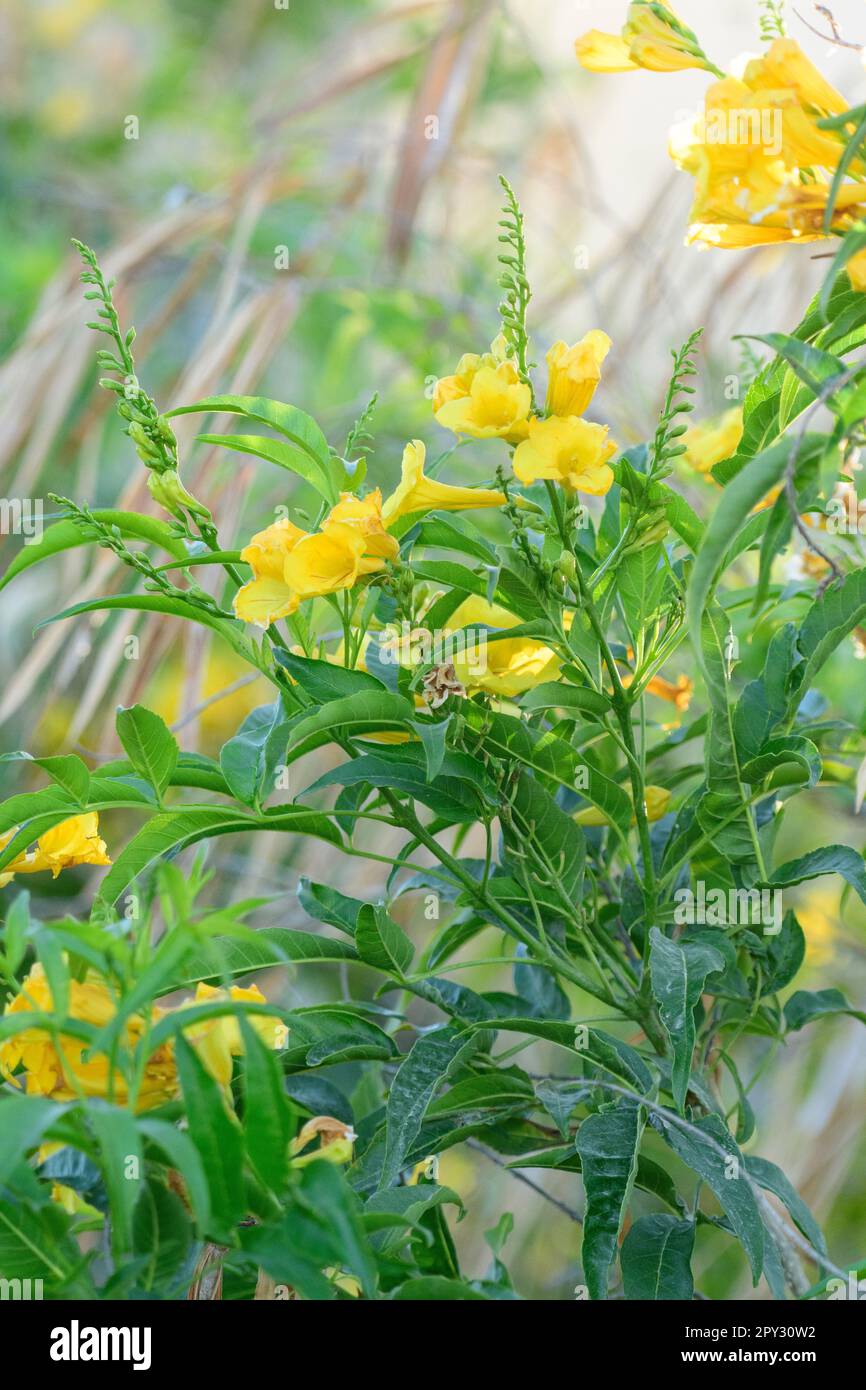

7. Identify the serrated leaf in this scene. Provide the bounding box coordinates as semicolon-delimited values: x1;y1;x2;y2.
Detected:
116;705;178;799
649;928;725;1114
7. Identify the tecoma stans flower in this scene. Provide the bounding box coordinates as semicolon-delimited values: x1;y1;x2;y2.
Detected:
512;415;617;494
179;982;288;1089
381;439;508;526
323;488;400;563
445;595;565;699
0;812;110;888
682;407;743;475
0;963;176;1108
576;2;719;75
433;347;532;442
234;516;308;627
669;41;866;248
234;499;396;628
545;332;612;419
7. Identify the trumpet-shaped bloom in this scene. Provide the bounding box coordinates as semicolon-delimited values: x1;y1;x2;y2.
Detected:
323;489;400;562
382;440;507;526
179;982;288;1088
434;357;532;443
0;964;177;1108
234;495;397;628
445;595;564;699
234;517;307;627
576;3;714;75
545;332;612;419
0;812;110;888
512;416;616;494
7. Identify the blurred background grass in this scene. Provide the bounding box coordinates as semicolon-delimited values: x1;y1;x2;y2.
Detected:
0;0;864;1297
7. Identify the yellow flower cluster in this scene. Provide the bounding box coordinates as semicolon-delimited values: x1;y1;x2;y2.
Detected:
0;967;285;1107
670;41;866;249
433;331;617;494
0;812;110;888
577;7;866;256
234;442;506;627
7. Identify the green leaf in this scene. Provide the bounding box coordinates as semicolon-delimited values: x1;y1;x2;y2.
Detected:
138;1118;212;1233
649;928;725;1114
0;510;187;593
195;431;335;501
393;1276;488;1300
502;772;586;899
294;1159;377;1299
763;844;866;908
378;1025;485;1190
287;691;414;760
790;568;866;710
168;395;336;502
575;1102;644;1300
297;879;364;936
133;1179;192;1292
745;1155;827;1257
115;705;178;800
0;752;91;804
240;1019;293;1194
744;333;847;400
274;650;385;701
0;1199;82;1290
220;700;291;808
651;1111;764;1283
784;988;866;1031
519;682;612;720
95;805;340;906
621;1214;695;1300
473;1019;655;1095
85;1100;142;1257
175;1035;245;1231
695;605;760;865
168;926;357;991
355;903;414;979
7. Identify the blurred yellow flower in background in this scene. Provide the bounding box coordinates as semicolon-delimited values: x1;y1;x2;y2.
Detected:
180;982;287;1089
0;964;176;1108
682;407;743;474
576;2;716;76
0;812;110;888
513;416;616;493
669;41;866;248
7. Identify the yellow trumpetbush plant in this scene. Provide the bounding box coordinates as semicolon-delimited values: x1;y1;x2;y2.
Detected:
681;407;743;474
444;595;564;699
381;439;507;525
576;2;718;76
0;812;110;888
0;963;177;1107
179;982;288;1089
512;415;617;494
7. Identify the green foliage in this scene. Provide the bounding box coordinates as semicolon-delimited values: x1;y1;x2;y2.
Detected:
0;206;863;1305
